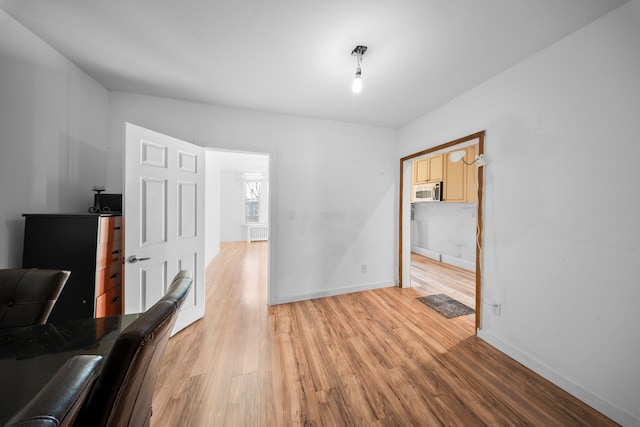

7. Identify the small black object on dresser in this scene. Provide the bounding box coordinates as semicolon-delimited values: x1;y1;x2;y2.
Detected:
89;193;122;214
22;214;123;322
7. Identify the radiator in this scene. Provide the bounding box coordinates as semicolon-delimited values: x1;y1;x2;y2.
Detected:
247;224;268;242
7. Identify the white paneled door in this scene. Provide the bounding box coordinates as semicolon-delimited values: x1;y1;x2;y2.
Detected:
124;123;205;334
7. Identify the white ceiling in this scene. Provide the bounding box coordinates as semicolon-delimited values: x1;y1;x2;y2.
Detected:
213;150;269;177
0;0;627;128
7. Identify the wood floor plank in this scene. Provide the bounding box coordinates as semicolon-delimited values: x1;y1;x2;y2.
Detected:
411;252;475;311
152;241;618;426
226;373;258;426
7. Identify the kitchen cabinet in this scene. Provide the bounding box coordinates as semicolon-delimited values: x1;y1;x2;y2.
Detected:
413;154;443;184
22;214;123;321
414;158;428;184
443;145;477;203
427;155;443;182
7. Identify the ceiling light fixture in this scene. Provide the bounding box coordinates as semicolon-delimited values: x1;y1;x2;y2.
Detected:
351;45;367;93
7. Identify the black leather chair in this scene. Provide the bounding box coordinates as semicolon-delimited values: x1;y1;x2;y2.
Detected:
2;270;193;427
0;269;70;328
160;269;193;307
75;270;193;427
4;355;103;427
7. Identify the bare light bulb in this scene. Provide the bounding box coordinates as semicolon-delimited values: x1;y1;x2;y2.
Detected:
352;76;362;93
350;45;367;94
352;67;362;93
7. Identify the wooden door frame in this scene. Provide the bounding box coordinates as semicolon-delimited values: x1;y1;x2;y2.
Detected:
399;130;485;330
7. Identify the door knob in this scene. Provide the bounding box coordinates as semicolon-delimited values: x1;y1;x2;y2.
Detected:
128;255;151;263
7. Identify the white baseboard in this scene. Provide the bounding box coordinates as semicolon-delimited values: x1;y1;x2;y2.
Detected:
411;246;440;261
272;280;396;305
441;254;475;272
477;329;639;427
411;247;475;272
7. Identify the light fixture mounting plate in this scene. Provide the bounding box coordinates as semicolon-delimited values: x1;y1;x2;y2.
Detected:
351;45;367;56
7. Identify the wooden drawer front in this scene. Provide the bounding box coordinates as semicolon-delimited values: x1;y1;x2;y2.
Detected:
95;263;122;295
99;216;122;243
96;285;122;318
96;241;122;269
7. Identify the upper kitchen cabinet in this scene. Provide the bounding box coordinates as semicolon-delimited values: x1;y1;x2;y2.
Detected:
443;145;477;203
414;158;428;184
413;154;443;184
428;155;443;182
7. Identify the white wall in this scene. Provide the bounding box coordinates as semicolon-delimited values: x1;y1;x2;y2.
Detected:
0;10;109;268
204;150;221;265
411;202;476;270
107;92;398;304
399;1;640;425
219;170;245;242
259;181;269;225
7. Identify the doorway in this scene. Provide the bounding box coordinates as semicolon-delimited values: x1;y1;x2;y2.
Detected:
399;131;485;330
206;149;272;303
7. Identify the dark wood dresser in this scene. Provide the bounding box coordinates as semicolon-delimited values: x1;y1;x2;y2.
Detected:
22;214;123;322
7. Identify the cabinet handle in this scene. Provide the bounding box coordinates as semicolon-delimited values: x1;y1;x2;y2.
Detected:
110;296;121;304
114;226;122;230
109;273;120;279
112;249;122;255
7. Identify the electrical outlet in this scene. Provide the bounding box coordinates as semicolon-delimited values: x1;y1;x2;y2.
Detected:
361;264;367;273
492;303;501;316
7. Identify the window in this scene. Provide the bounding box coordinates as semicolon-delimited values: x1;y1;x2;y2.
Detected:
245;182;262;223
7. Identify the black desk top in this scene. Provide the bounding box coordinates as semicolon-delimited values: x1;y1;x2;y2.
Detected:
0;314;140;424
22;213;121;218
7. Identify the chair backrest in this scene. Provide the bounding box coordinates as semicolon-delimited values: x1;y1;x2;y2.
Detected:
0;269;70;328
160;269;193;308
76;271;193;427
4;355;103;427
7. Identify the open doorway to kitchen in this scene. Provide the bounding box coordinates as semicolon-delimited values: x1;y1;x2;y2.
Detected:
399;131;485;331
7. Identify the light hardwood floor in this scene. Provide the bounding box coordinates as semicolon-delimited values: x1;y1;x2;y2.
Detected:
410;252;476;332
152;241;617;426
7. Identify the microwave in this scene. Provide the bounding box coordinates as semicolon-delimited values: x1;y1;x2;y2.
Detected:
414;182;442;202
